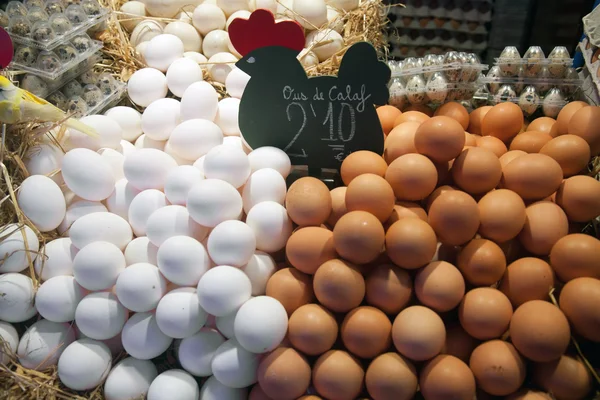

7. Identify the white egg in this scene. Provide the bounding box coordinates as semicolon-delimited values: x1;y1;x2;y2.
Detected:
245;201;293;252
211;338;258;388
234;296;287;353
249;0;277;12
157;235;210;286
241;168;286;213
0;223;38;274
76;330;124;358
225;10;251;29
98;148;126;181
0;273;36;323
200;375;248;400
122;312;173;360
34;237;76;280
104;357;158;400
105;179;141;220
116;262;167;312
208;52;238;84
184;51;208;65
125;236;158;266
73;241;126;291
192;4;226;35
202;30;230;59
241;251;276;295
193;155;206;175
222;136;246;151
203;145;250;188
156;287;207;339
17;319;76;370
164;21;202;52
70;212;133;251
168;119;223;161
17;175;66;232
145;34;185;72
124;148;178;191
68;115;123;151
197;265;252;317
225;67;250;99
146;205;209;246
247;146;291;178
135;134;166;151
276;0;294;17
177;10;193;23
141;98;181;141
75;291;128;341
119;0;146;32
58;339;112;391
293;0;327;29
145;0;189;17
62;148;116;201
0;322;18;365
166;58;204;98
207;220;255;267
326;6;343;33
105;106;143;142
148;369;200;400
214;98;241;136
118;139;137;156
164;165;205;205
35;276;85;323
24;143;64;185
135;41;149;63
217;0;249;16
164;142;195;165
181;81;219;122
127;68;169;107
327;0;359;11
298;48;319;68
128;189;168;236
130;20;164;47
58;200;107;235
179;329;225;377
305;29;344;61
215;306;241;339
187;179;243;227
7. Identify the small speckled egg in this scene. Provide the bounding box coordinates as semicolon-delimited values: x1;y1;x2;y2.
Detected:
65;4;87;25
66;96;88;118
518;86;540;116
494;84;517;103
71;34;92;53
406;75;426;105
542;88;566;118
55;43;78;62
14;46;39;66
36;50;61;72
548;46;570;78
82;84;103;107
426;72;448;103
49;13;72;34
498;46;521;76
523;46;545;77
62;80;83;98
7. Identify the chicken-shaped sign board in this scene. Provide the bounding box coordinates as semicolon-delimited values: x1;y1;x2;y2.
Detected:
0;28;14;69
229;9;391;177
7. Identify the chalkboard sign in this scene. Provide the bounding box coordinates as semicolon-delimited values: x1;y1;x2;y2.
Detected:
0;28;13;69
229;10;391;174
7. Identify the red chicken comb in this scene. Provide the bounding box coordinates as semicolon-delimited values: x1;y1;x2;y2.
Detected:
0;28;13;69
228;9;305;57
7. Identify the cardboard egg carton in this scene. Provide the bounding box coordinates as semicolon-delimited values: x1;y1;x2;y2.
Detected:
396;0;493;22
393;17;489;35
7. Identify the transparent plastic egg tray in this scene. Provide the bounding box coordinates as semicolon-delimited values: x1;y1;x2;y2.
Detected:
493;46;574;79
472;90;570;119
10;34;103;79
1;0;108;51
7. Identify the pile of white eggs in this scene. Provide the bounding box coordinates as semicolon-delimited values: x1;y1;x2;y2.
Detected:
119;0;358;79
0;58;297;399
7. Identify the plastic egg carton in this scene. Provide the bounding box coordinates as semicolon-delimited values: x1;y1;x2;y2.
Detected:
389;78;479;109
2;0;109;51
10;34;103;80
472;86;571;118
480;75;582;98
493;46;574;79
388;51;488;83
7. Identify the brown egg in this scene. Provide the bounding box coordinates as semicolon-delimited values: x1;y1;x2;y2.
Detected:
341;306;392;359
377;105;402;136
415;261;465;312
414;116;466;163
567;105;600;155
533;355;593;400
403;105;434;117
554;100;589;136
345;174;395;222
510;300;570;362
365;263;412;315
257;347;311;400
428;190;480;246
386;218;437;269
383;121;420;164
297;396;322;400
481;102;524;142
527;117;556;135
476;135;508;157
499;257;555;307
394;110;430;126
506;389;553;400
340;151;387;185
425;185;456;211
312;350;364;400
478;189;526;243
365;352;418;400
313;258;365;312
468;106;492;135
266;268;314;315
442;323;480;363
519;201;569;256
288;304;338;356
502;153;564;201
509;131;553;153
457;239;506;286
327;186;347;227
434;102;470;130
559;277;600;342
385;201;428;228
469;340;526;396
419;355;476;400
392;305;446;361
459;288;513;340
385;154;438;201
249;384;272;400
286;227;336;275
286;177;332;226
451;147;502;195
333;211;385;264
550;233;600;281
464;132;477;147
498;150;526;169
554;175;600;222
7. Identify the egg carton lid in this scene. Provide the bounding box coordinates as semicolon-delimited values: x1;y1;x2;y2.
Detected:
493;58;574;66
391;61;489;78
487;95;569;107
479;76;583;86
8;8;109;51
10;39;103;80
390;81;479;92
84;80;127;117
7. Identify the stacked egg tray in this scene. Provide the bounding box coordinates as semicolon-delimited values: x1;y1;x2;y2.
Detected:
387;51;489;109
397;0;493;22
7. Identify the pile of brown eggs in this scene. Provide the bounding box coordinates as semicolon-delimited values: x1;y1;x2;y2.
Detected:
247;101;600;400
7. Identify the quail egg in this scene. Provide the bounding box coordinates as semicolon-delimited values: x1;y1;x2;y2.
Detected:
66;95;88;118
81;84;103;107
13;46;39;67
494;84;517;103
425;72;448;103
45;0;65;15
522;46;545;77
27;6;49;23
78;69;99;85
31;21;56;42
486;65;502;93
97;73;116;95
498;46;521;77
21;75;49;97
71;34;92;53
49;13;73;35
65;4;87;25
8;16;32;36
36;51;61;73
443;51;462;82
542;87;566;118
62;80;83;98
406;74;427;104
47;91;68;109
81;0;102;16
55;43;78;62
388;78;407;109
518;85;540;116
547;46;570;78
